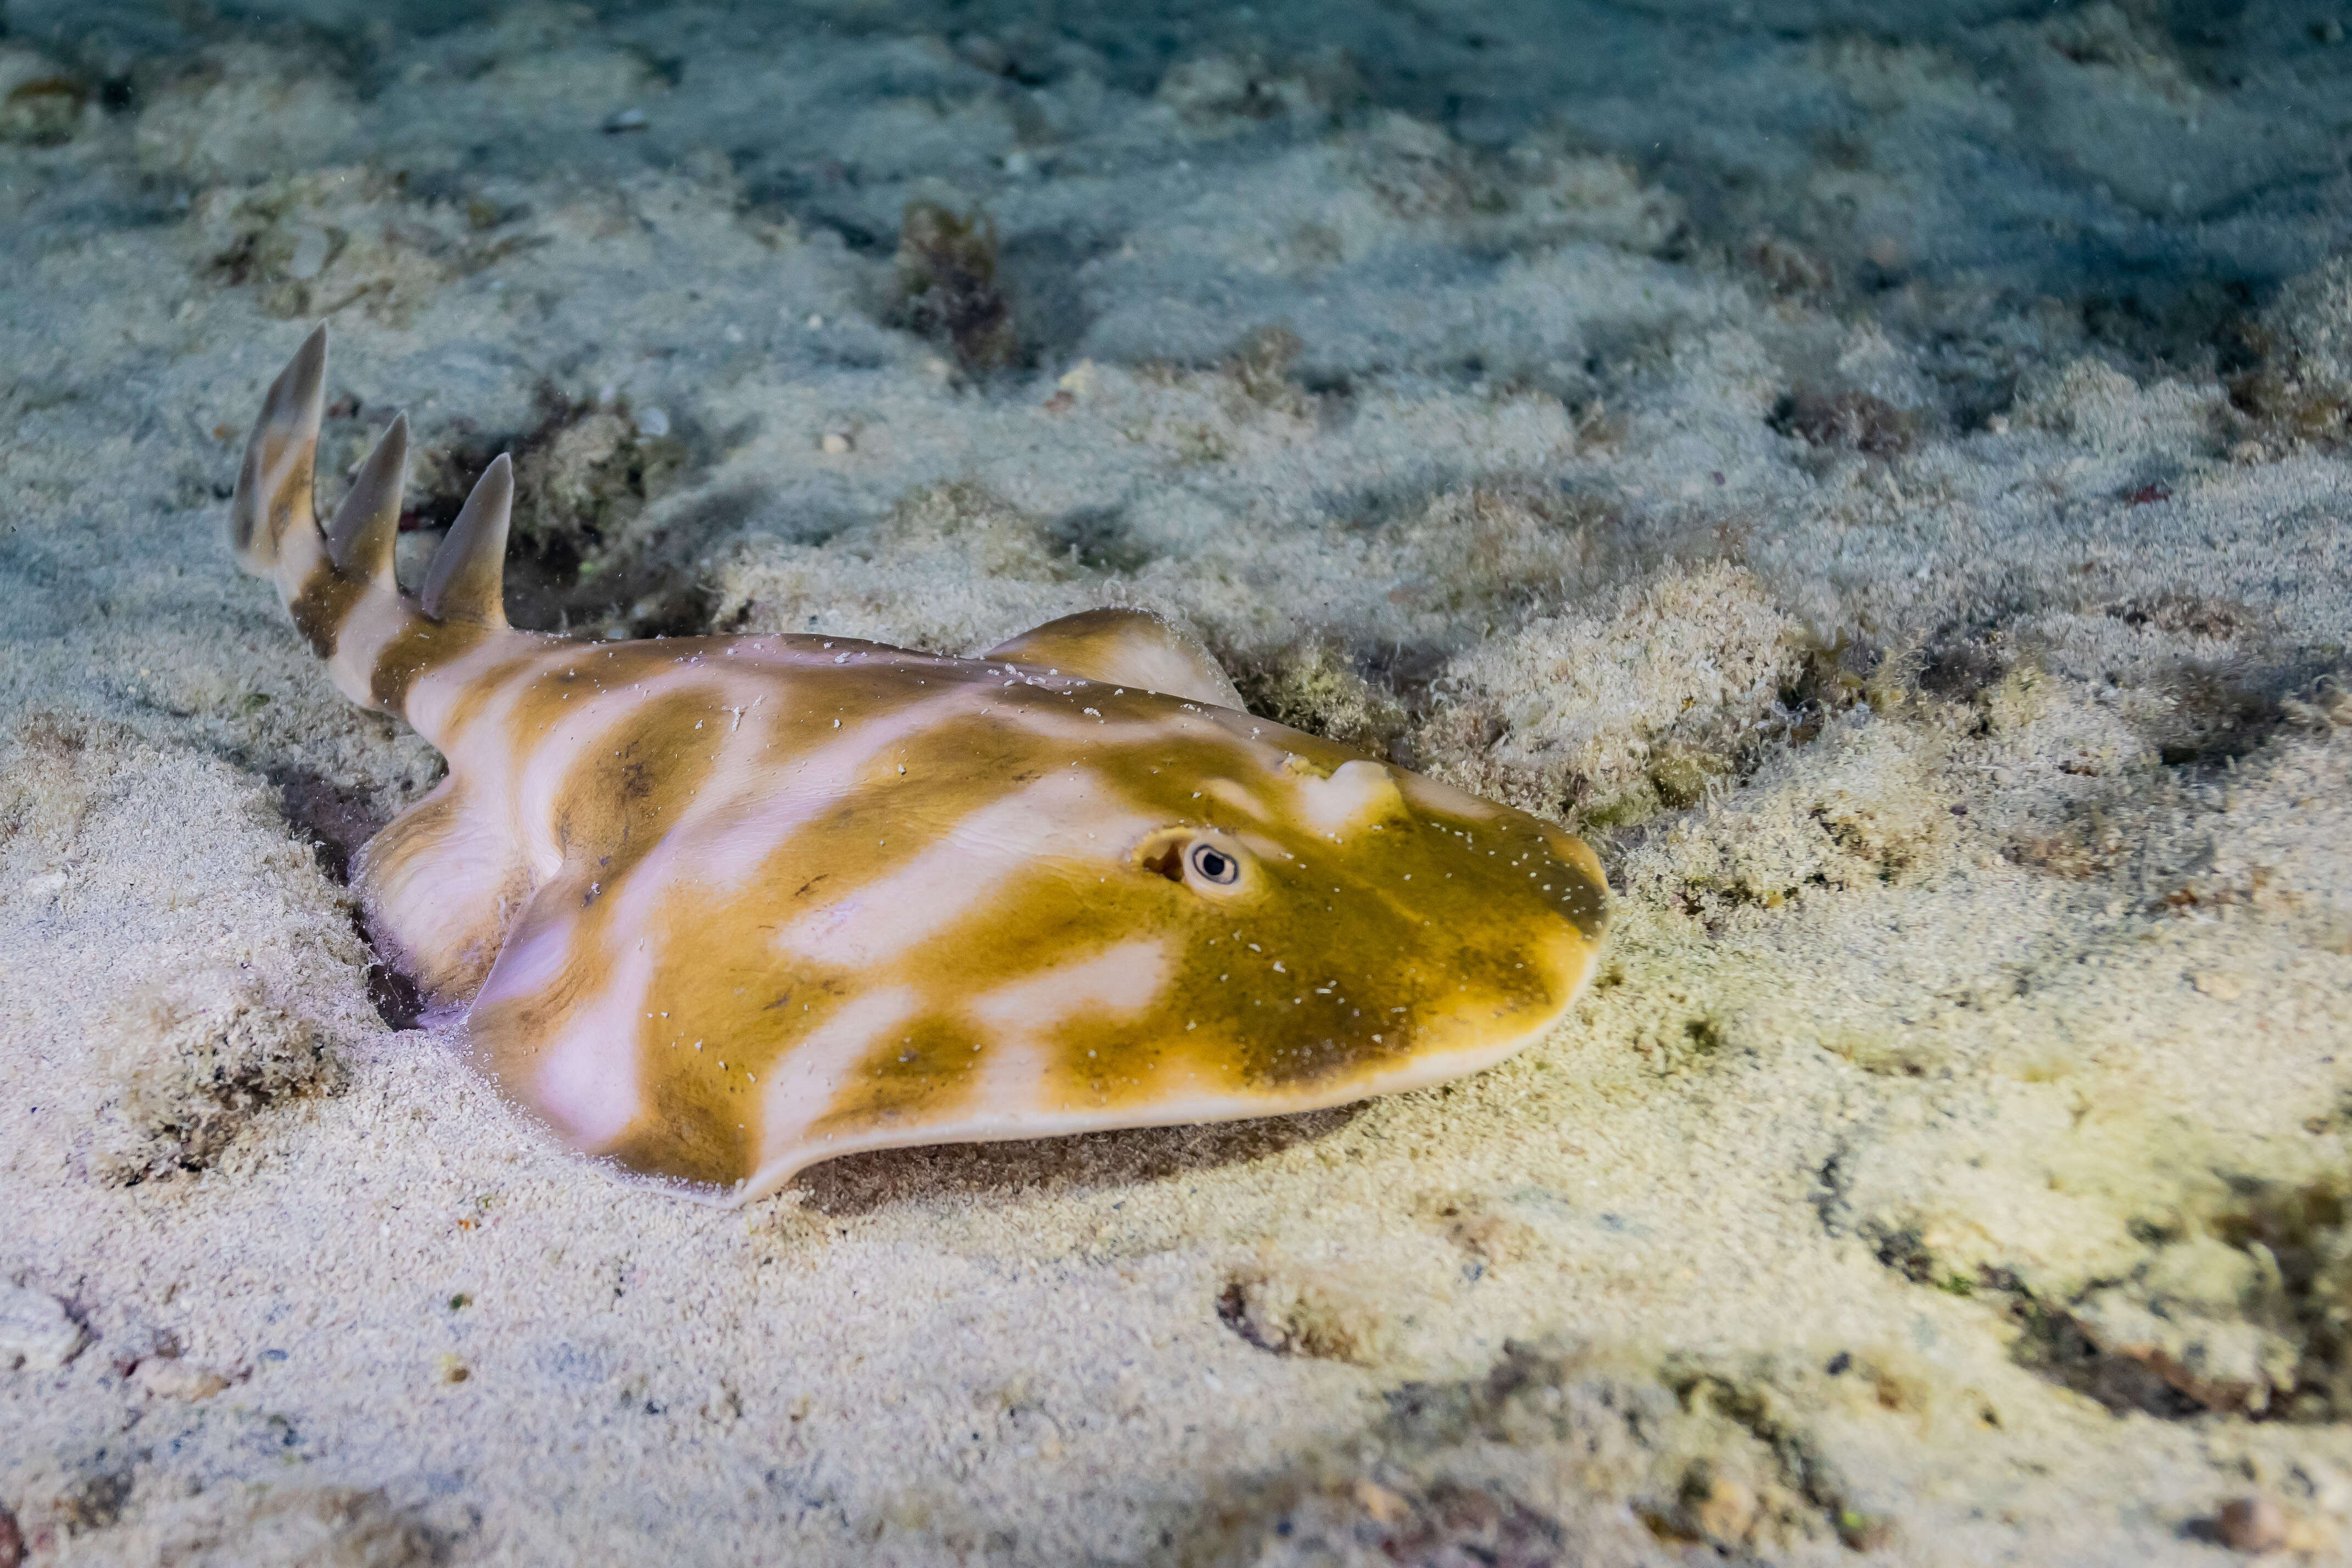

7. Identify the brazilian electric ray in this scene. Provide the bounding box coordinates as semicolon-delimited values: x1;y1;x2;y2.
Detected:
229;327;1609;1202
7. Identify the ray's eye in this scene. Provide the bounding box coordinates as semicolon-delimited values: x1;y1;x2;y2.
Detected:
1138;830;1246;891
1188;843;1239;885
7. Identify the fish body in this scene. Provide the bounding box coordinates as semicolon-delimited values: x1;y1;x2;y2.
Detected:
230;328;1609;1201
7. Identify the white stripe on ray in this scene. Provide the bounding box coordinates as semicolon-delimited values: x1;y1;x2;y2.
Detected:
530;934;656;1150
269;509;328;579
1200;778;1272;820
269;528;349;696
411;642;623;846
324;581;420;699
402;629;565;745
418;641;777;860
540;684;794;948
486;651;994;892
498;662;770;878
982;696;1421;836
770;766;1152;972
509;683;997;1047
1288;758;1408;836
658;684;1005;895
977;697;1238;752
426;643;766;857
963;936;1174;1112
278;527;450;717
728;639;963;672
751;984;924;1167
466;888;578;1001
465;897;653;1151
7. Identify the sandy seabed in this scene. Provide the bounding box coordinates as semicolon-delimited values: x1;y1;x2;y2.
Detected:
2;1;2351;1563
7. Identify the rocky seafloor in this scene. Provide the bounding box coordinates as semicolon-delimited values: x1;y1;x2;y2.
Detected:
2;1;2350;1562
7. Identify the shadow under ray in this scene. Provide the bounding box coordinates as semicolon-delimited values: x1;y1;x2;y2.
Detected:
789;1102;1368;1217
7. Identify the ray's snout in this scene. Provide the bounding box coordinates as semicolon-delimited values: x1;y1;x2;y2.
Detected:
1137;744;1611;1112
1368;784;1609;1085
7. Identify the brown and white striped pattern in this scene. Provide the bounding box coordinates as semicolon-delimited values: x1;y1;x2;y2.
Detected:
230;328;1610;1203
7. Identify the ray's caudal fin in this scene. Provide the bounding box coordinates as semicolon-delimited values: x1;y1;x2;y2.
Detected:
227;325;528;736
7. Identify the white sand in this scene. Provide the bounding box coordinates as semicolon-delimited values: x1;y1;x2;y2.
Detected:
3;3;2351;1563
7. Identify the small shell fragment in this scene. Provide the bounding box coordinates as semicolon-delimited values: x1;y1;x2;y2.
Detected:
0;1285;86;1370
133;1358;231;1401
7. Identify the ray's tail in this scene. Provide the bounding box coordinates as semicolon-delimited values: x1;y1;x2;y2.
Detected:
228;326;535;738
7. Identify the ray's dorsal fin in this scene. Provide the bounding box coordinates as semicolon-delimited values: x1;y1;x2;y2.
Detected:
224;326;540;738
227;322;327;576
326;412;408;587
983;607;1243;708
421;453;514;628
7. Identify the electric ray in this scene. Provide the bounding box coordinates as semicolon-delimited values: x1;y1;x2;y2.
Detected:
229;327;1609;1202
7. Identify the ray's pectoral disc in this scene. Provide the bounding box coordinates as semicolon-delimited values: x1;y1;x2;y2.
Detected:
227;326;1609;1203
